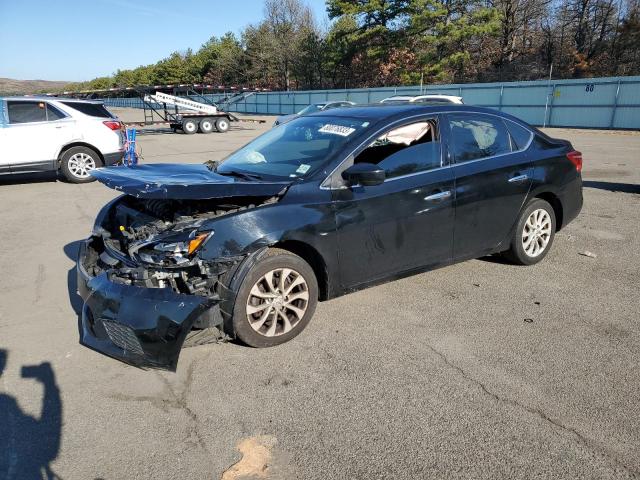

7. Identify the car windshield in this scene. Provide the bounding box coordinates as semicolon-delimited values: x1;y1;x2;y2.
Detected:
217;116;371;180
297;104;323;115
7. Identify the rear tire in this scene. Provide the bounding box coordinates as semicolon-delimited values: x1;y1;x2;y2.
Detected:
503;198;556;265
215;117;230;133
59;146;102;183
182;119;198;135
199;118;214;134
230;249;318;348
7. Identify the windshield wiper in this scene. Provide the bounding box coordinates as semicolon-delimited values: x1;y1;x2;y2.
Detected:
204;160;263;180
216;169;263;181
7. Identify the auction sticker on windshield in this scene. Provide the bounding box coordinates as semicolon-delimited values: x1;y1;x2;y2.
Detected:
296;164;311;174
319;124;356;136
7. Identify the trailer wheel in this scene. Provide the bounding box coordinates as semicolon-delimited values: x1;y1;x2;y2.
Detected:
182;119;198;135
199;118;214;134
215;117;230;133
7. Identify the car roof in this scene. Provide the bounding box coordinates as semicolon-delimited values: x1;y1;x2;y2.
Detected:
306;104;524;124
1;96;104;104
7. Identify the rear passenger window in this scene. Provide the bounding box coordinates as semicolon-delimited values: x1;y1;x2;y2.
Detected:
46;104;66;121
448;114;511;163
61;102;114;118
354;120;442;179
7;101;47;123
505;120;533;150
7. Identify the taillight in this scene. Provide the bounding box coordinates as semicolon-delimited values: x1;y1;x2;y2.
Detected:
567;150;582;172
103;121;122;131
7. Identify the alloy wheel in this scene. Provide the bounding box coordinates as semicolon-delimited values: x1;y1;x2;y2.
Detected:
67;152;96;179
246;268;309;337
522;208;552;257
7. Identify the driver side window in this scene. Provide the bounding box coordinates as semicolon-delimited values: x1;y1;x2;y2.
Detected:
353;119;442;179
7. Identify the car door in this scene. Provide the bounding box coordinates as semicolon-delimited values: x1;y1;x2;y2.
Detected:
445;112;533;260
4;100;74;172
332;116;455;288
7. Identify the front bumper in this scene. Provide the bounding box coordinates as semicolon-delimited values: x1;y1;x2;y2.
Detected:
77;238;219;371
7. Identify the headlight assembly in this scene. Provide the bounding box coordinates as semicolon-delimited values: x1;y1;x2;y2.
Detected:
136;231;213;266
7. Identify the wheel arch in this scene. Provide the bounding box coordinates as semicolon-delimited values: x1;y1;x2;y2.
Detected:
534;191;564;231
57;142;103;167
270;240;329;301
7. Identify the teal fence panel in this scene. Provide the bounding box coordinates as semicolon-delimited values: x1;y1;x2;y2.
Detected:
99;75;640;129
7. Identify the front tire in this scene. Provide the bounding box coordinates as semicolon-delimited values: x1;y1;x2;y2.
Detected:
59;146;102;183
503;198;556;265
230;249;318;348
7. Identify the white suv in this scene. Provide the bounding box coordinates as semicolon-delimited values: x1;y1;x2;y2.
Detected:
380;94;464;105
0;97;124;183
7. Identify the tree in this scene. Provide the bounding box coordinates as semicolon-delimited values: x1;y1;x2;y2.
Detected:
490;0;552;77
197;33;246;85
59;0;640;93
613;0;640;75
263;0;317;90
327;0;500;83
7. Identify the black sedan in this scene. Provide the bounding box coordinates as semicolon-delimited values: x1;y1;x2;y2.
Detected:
77;105;583;370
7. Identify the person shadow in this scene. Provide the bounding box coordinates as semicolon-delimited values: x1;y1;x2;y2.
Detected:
0;349;63;480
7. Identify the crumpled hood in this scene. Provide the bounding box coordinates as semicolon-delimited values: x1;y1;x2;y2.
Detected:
90;164;291;199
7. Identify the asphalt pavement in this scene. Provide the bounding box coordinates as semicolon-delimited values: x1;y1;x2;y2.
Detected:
0;111;638;479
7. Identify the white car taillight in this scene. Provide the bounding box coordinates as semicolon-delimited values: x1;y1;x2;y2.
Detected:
103;121;122;131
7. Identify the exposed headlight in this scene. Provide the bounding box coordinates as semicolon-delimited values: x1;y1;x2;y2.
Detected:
137;231;213;266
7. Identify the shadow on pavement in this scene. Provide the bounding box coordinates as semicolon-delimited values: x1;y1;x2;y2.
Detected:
0;349;63;480
133;125;258;136
132;127;176;136
0;171;59;186
477;254;511;265
583;180;640;194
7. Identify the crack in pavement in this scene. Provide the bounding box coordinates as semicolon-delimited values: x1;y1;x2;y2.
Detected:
34;264;45;303
156;358;207;452
107;354;207;452
425;343;640;477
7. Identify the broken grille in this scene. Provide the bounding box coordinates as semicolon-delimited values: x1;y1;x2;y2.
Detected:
102;320;145;356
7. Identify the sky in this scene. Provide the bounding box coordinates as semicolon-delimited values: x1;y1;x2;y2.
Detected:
0;0;329;81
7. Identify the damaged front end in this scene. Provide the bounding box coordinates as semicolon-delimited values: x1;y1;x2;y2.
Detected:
77;193;279;370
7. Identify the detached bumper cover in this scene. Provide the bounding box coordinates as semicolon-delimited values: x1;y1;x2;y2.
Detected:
77;239;216;371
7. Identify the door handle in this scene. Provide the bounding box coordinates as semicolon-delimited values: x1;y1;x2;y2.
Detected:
508;174;529;183
424;190;451;201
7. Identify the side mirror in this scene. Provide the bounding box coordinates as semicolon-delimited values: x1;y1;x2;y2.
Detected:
341;163;385;187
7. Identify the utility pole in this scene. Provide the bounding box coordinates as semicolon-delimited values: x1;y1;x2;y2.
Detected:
543;63;553;128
